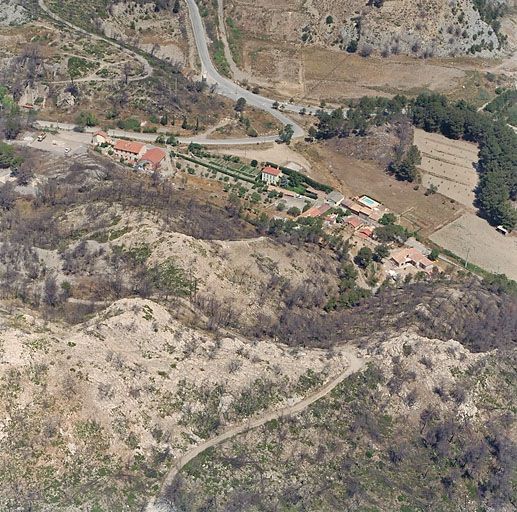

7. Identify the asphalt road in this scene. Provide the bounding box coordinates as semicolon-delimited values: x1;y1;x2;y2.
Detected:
184;0;316;138
34;120;285;146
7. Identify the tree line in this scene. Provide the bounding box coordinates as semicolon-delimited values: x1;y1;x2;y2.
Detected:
314;93;517;229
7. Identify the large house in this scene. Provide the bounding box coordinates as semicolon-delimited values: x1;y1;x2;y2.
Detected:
391;247;433;272
113;140;146;162
261;166;281;185
91;130;111;145
139;147;166;171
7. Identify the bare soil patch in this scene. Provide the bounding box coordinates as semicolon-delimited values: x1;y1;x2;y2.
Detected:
414;128;479;207
430;213;517;280
213;143;313;174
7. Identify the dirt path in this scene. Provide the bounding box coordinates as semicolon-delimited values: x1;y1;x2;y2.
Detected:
145;350;365;511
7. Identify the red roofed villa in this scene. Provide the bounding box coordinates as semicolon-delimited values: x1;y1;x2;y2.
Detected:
261;166;281;185
346;216;363;230
113;140;146;162
391;247;433;272
140;147;167;171
300;203;331;218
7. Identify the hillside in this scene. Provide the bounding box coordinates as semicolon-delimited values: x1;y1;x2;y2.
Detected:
223;0;505;59
0;145;515;510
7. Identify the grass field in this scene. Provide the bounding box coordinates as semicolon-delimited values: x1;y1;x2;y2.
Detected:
414;129;479;207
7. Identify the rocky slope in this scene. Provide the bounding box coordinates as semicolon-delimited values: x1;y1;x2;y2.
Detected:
224;0;505;58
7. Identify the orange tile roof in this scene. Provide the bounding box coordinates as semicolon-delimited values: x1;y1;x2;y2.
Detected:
93;130;108;138
262;166;281;176
346;216;363;229
113;140;145;154
141;147;166;164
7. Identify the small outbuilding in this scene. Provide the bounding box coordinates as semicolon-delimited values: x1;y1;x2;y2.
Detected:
325;190;344;207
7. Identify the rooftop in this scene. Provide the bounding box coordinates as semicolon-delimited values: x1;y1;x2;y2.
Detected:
262;166;281;176
113;140;145;154
140;147;166;165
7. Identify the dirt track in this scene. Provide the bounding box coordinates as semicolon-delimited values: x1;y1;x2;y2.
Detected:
145;350;365;511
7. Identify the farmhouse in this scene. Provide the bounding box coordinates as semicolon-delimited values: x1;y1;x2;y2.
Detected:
261;166;281;185
91;130;111;145
391;247;433;272
139;148;167;171
300;203;331;218
113;140;146;162
325;190;344;207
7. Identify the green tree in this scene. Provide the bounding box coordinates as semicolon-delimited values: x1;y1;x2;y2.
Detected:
287;206;301;216
235;97;246;112
379;212;396;225
354;247;373;268
374;244;390;262
279;124;294;145
374;224;408;243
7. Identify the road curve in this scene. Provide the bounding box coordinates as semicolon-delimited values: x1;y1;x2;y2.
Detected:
145;351;365;512
38;0;152;82
184;0;312;138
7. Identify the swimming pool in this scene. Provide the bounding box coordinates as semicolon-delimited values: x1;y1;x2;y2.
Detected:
358;195;379;208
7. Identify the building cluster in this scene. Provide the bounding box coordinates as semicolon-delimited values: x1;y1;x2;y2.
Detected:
91;130;167;171
261;165;437;276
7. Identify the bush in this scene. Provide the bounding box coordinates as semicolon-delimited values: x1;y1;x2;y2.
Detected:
287;206;301;216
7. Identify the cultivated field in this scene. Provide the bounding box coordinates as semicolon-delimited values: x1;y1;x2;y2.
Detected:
430;213;517;280
414;129;479;207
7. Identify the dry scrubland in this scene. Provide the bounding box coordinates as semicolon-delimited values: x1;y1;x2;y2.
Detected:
0;297;353;509
220;0;510;103
414;128;479;207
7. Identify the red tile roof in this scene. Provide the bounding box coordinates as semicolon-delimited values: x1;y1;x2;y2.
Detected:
113;140;145;154
93;130;108;138
262;166;281;176
346;216;363;229
140;147;166;165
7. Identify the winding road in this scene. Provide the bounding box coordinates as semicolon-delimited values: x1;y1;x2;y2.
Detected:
38;0;319;143
145;351;365;512
184;0;315;139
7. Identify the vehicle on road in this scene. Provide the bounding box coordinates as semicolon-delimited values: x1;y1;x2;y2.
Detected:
64;147;71;154
37;133;46;142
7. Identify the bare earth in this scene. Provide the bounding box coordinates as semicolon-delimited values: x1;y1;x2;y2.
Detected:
414;128;479;207
430;213;517;279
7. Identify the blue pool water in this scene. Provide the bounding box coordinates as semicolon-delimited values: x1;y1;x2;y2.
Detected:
362;197;375;206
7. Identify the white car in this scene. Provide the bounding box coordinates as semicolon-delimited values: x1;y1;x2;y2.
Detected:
64;147;71;154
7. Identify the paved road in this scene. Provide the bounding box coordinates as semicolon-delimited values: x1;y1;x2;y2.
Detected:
184;0;321;138
34;120;284;146
38;0;152;82
144;350;365;512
